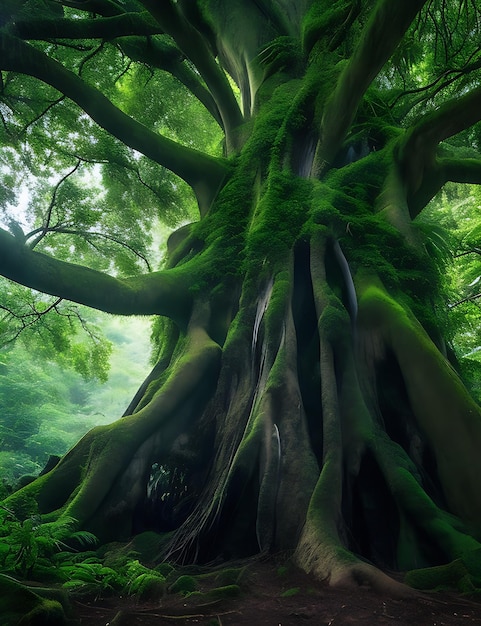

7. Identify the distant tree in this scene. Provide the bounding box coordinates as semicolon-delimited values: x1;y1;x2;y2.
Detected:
2;0;481;591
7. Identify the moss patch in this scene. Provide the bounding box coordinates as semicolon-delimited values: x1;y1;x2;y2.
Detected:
169;574;198;595
406;549;481;593
281;586;301;597
0;574;68;626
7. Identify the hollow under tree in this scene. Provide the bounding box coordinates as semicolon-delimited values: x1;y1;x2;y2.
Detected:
2;0;481;592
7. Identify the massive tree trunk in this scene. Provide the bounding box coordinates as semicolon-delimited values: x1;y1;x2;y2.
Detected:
3;0;481;592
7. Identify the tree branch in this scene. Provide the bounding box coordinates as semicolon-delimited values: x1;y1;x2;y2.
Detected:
9;12;161;40
59;0;126;17
28;160;82;249
0;227;192;323
27;226;153;272
9;14;223;125
0;32;229;211
139;0;243;151
449;292;481;309
389;48;481;111
314;0;428;172
0;297;64;347
409;157;481;218
400;86;481;198
116;37;223;127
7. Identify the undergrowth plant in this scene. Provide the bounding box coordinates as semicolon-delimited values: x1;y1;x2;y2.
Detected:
0;507;97;579
0;505;247;604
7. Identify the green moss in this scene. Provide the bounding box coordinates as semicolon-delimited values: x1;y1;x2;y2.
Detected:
18;598;66;626
281;586;300;597
130;531;166;562
3;488;39;521
155;561;175;577
263;270;290;332
318;300;351;344
302;1;350;54
0;575;67;626
258;36;305;79
98;542;133;569
128;573;166;600
207;584;241;599
170;574;198;594
200;566;245;586
405;559;469;591
246;173;311;270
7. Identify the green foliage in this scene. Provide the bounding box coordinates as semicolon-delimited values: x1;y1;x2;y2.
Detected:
60;561;123;595
421;183;481;401
0;509;172;598
0;510;97;578
124;559;166;598
0;280;112;382
379;0;481;123
0;315;151;484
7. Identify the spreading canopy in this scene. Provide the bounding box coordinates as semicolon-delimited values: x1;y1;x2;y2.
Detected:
1;1;481;305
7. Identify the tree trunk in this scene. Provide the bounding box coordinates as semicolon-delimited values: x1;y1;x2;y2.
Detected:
3;0;481;593
6;140;481;590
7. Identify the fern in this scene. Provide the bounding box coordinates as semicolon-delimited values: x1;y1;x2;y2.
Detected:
0;512;98;578
60;561;126;594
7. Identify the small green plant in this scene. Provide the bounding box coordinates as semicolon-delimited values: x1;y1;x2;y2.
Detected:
0;509;97;578
60;561;123;595
125;559;166;598
281;586;300;597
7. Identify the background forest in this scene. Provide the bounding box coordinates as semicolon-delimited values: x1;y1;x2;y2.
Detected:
0;312;151;486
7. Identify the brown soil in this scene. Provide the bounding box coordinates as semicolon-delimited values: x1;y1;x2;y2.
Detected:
70;560;481;626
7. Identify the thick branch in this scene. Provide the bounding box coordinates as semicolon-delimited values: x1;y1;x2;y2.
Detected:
399;86;481;196
0;227;191;322
409;157;481;218
10;16;223;125
139;0;243;150
117;37;222;127
0;33;229;208
9;12;161;39
314;0;428;171
59;0;126;17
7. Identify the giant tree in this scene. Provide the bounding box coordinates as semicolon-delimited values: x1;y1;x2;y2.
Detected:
2;0;481;592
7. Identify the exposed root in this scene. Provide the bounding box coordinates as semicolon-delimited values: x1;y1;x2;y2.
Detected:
4;312;222;541
357;282;481;535
6;233;481;592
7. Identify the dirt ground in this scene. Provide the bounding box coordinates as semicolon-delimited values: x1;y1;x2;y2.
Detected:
71;560;481;626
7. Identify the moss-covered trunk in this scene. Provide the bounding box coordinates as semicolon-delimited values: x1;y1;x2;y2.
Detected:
4;56;481;592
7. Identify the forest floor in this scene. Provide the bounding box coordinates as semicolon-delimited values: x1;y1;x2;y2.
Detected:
70;559;481;626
